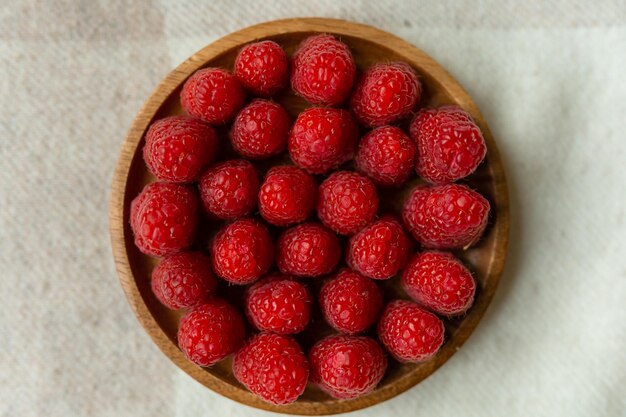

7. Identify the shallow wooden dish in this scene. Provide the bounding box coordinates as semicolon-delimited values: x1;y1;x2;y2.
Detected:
109;17;509;415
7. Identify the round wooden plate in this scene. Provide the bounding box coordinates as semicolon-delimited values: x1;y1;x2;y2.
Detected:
109;17;509;415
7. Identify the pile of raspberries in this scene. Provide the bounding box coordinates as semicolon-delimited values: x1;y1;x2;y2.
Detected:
131;34;489;405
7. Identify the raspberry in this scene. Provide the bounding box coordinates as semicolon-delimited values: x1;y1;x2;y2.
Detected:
258;165;317;227
229;99;290;159
234;40;288;96
355;126;416;186
180;67;245;124
151;252;217;310
309;335;387;399
377;299;444;362
347;216;411;280
291;34;356;106
402;183;490;249
178;298;245;367
143;116;218;183
198;159;259;220
317;171;379;235
288;107;358;174
211;218;274;285
244;274;311;334
233;332;309;405
410;106;487;184
130;182;199;257
277;222;340;278
350;62;422;127
319;269;383;334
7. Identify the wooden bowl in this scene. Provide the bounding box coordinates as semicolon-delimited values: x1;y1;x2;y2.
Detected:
109;17;509;415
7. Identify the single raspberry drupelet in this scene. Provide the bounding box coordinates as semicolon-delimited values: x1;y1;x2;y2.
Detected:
410;105;487;184
317;171;379;235
288;107;358;174
180;67;245;125
198;159;259;220
233;332;309;405
377;299;444;362
402;251;476;316
319;269;383;334
277;222;341;278
211;218;274;285
309;335;387;400
177;298;245;367
347;216;411;280
143;116;218;183
230;99;290;159
234;40;289;96
291;34;356;106
402;183;490;249
355;126;416;186
350;62;421;127
258;165;317;227
130;182;199;257
151;252;217;310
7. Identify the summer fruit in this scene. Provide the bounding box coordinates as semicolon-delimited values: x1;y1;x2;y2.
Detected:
317;171;379;235
143;116;218;183
151;252;217;310
178;298;245;367
230;99;290;159
377;299;444;362
319;269;383;334
288;107;358;174
211;218;274;285
234;40;289;96
244;274;312;334
233;332;309;405
402;251;476;316
277;222;341;278
350;62;421;127
198;159;259;220
130;182;199;257
291;34;356;106
410;105;487;184
258;165;317;226
309;335;387;400
403;183;490;249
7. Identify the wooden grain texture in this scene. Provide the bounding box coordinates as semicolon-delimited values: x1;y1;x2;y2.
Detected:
109;18;510;415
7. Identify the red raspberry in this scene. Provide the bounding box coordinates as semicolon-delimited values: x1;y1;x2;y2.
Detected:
288;107;358;174
377;299;444;362
233;332;309;405
277;223;341;278
244;274;311;334
130;182;199;257
319;269;383;334
180;67;245;124
402;183;490;249
234;40;288;96
347;216;411;280
143;116;218;183
198;159;259;220
178;298;245;367
151;252;217;310
258;165;317;226
402;251;476;316
290;34;356;106
317;171;379;235
355;126;416;186
350;62;422;127
309;335;387;399
211;218;274;285
410;106;487;184
229;99;290;159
